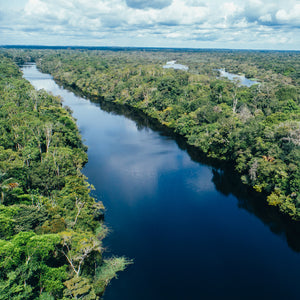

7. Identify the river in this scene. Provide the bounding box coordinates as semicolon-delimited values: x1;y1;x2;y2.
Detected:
22;64;300;300
218;69;259;87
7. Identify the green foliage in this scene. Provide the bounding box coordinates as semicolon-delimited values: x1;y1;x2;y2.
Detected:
64;276;96;300
23;48;299;220
0;232;62;299
0;54;128;299
0;205;19;239
94;257;133;296
1;48;298;298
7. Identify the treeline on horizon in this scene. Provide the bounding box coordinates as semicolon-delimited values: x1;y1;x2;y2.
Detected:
0;54;130;299
7;48;298;220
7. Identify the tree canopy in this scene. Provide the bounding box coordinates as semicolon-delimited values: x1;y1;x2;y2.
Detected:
14;47;299;220
0;54;130;299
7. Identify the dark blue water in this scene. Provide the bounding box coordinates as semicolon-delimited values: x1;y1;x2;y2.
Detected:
22;64;300;300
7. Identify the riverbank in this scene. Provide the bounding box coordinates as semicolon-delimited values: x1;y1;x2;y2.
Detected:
22;61;300;300
0;56;129;299
32;50;300;221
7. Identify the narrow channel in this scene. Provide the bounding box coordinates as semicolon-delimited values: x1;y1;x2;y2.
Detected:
22;64;300;300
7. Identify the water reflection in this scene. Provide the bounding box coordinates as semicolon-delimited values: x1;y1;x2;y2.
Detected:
52;78;300;253
212;168;300;252
218;68;259;87
163;60;189;71
22;64;300;300
89;97;300;253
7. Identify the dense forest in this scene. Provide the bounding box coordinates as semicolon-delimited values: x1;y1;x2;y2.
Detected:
0;54;130;299
0;47;299;298
4;48;298;220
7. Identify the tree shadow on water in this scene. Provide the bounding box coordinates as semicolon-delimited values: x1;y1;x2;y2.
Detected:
98;98;300;253
64;86;300;253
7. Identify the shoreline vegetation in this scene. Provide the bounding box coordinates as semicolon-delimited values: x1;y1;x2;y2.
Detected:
9;47;298;220
0;47;299;298
0;54;130;299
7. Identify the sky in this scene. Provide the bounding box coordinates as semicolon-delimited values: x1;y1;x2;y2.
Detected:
0;0;299;50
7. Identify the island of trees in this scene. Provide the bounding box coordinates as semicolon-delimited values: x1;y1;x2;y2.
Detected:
0;54;130;299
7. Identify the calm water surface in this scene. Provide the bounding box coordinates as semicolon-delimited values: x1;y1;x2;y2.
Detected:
218;69;259;87
22;64;300;300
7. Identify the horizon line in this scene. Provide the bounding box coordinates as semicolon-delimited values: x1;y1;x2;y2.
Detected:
1;45;300;52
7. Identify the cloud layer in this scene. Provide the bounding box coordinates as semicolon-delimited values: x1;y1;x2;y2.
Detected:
0;0;299;49
125;0;173;9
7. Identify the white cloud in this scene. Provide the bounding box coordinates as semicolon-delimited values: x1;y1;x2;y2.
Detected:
0;0;299;49
259;14;272;23
185;0;207;7
153;0;208;25
24;0;48;15
276;4;300;25
222;2;243;16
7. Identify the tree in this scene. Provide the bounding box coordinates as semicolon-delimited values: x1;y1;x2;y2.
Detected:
59;229;105;277
0;172;20;205
0;232;62;299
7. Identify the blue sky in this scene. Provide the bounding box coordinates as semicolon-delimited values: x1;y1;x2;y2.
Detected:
0;0;299;50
